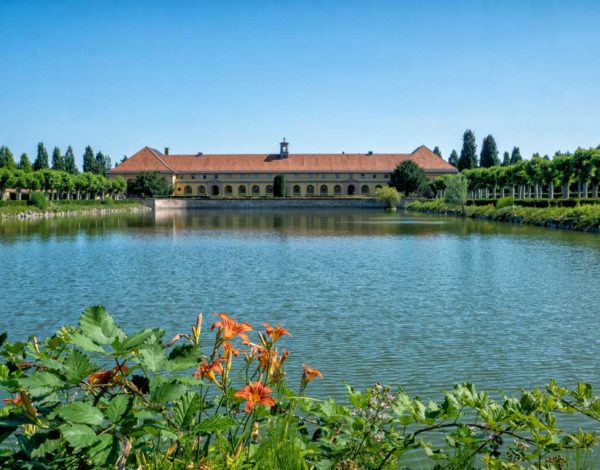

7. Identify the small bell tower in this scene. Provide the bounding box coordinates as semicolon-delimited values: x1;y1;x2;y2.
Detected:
279;138;289;159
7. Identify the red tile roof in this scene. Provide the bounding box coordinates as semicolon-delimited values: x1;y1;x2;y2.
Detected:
110;145;457;174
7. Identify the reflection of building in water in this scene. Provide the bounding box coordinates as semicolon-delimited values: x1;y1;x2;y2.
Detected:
109;140;457;197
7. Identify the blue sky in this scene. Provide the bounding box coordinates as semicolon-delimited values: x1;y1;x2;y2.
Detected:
0;0;599;167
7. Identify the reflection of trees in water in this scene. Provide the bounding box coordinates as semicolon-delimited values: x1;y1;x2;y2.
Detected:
1;210;600;247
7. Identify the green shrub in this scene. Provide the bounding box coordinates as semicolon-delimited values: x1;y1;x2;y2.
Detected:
496;196;515;209
28;192;49;209
100;198;114;206
375;186;401;209
0;200;27;207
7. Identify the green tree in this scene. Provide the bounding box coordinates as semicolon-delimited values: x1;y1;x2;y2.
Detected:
95;152;111;176
34;142;49;170
127;171;172;197
389;160;428;196
509;146;522;165
18;153;33;172
51;146;65;171
0;146;15;169
64;146;79;174
458;129;477;171
13;169;29;200
0;168;16;199
444;174;468;208
502;151;510;166
375;186;401;210
432;146;442;158
479;135;499;168
273;175;286;197
448;150;458;167
110;176;127;199
82;146;95;173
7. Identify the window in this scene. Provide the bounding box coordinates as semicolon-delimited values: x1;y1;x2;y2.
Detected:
184;185;192;195
198;185;206;195
373;174;377;178
177;187;182;191
238;185;247;195
266;185;273;194
334;185;342;195
361;185;369;195
293;185;301;195
252;185;260;195
360;173;365;178
191;175;196;179
307;185;314;195
335;174;340;179
203;174;207;179
320;185;328;195
225;185;233;195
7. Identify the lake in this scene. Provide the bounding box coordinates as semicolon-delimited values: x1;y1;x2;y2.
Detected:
1;209;599;402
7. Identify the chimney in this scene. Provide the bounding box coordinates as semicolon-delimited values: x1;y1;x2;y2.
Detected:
196;152;203;156
164;147;170;155
279;138;289;159
367;150;373;155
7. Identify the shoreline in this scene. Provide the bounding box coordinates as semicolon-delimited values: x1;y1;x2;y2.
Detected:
0;204;152;221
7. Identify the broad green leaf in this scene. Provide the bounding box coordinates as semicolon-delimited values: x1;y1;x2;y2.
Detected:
140;343;166;372
59;423;99;449
69;332;105;354
0;364;9;381
192;415;235;434
151;382;188;404
0;332;6;348
106;395;131;424
117;328;159;352
30;438;62;458
19;372;63;396
79;306;125;345
172;392;199;429
57;402;104;426
88;434;119;466
63;349;97;384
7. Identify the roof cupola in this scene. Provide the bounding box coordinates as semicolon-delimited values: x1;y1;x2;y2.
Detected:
279;138;289;159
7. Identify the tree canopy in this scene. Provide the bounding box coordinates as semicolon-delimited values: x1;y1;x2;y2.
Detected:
479;135;499;167
458;130;477;171
127;171;172;197
389;160;428;196
34;142;49;171
448;150;458;168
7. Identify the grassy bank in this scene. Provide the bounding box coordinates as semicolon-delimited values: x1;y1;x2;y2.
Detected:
0;199;145;219
408;199;600;232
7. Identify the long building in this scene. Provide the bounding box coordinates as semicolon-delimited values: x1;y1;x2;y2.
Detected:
109;140;457;197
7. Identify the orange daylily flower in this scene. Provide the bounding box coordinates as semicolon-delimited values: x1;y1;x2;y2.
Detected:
262;323;290;343
234;380;276;413
193;359;224;385
212;313;252;342
87;364;128;386
301;364;323;388
3;396;22;406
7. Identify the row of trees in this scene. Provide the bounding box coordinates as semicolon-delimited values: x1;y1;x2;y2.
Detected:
430;147;600;200
0;143;117;176
0;167;126;201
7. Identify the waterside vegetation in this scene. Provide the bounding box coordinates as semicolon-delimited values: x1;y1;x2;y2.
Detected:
1;307;599;469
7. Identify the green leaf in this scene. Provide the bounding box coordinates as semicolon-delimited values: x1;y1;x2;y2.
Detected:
0;364;9;381
117;328;160;352
172;392;200;429
57;402;104;426
19;371;63;396
151;382;188;404
0;332;7;348
59;424;99;449
106;395;131;424
30;438;62;458
70;332;105;354
88;434;119;466
140;343;166;372
80;306;125;345
192;415;236;434
63;349;97;384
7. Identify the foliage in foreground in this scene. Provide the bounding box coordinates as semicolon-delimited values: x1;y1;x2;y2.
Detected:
374;186;401;209
1;308;599;469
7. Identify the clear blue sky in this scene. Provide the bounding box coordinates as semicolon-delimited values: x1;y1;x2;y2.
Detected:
1;0;599;167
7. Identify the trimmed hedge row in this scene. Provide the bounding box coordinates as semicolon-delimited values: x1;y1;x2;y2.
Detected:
466;198;600;208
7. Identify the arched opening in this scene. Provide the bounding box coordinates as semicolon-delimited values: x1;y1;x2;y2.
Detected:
211;185;220;196
347;184;356;195
306;185;314;195
238;185;247;196
225;185;232;195
361;185;370;195
184;185;192;195
252;185;260;196
266;185;273;195
293;185;301;196
334;185;342;195
198;185;206;195
320;184;328;196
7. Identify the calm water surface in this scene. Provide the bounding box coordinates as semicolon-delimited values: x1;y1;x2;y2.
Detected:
1;209;599;401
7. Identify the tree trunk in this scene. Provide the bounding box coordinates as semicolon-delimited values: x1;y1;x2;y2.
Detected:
593;185;598;199
563;184;570;199
549;182;554;200
583;182;588;199
500;188;505;198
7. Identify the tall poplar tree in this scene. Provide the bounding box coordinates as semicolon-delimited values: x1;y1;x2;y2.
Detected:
448;150;459;167
95;152;111;176
0;146;15;169
458;129;477;171
510;147;523;165
433;146;442;158
82;146;95;173
502;151;510;166
51;146;65;171
18;153;33;172
479;135;499;167
64;146;79;174
33;142;49;170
